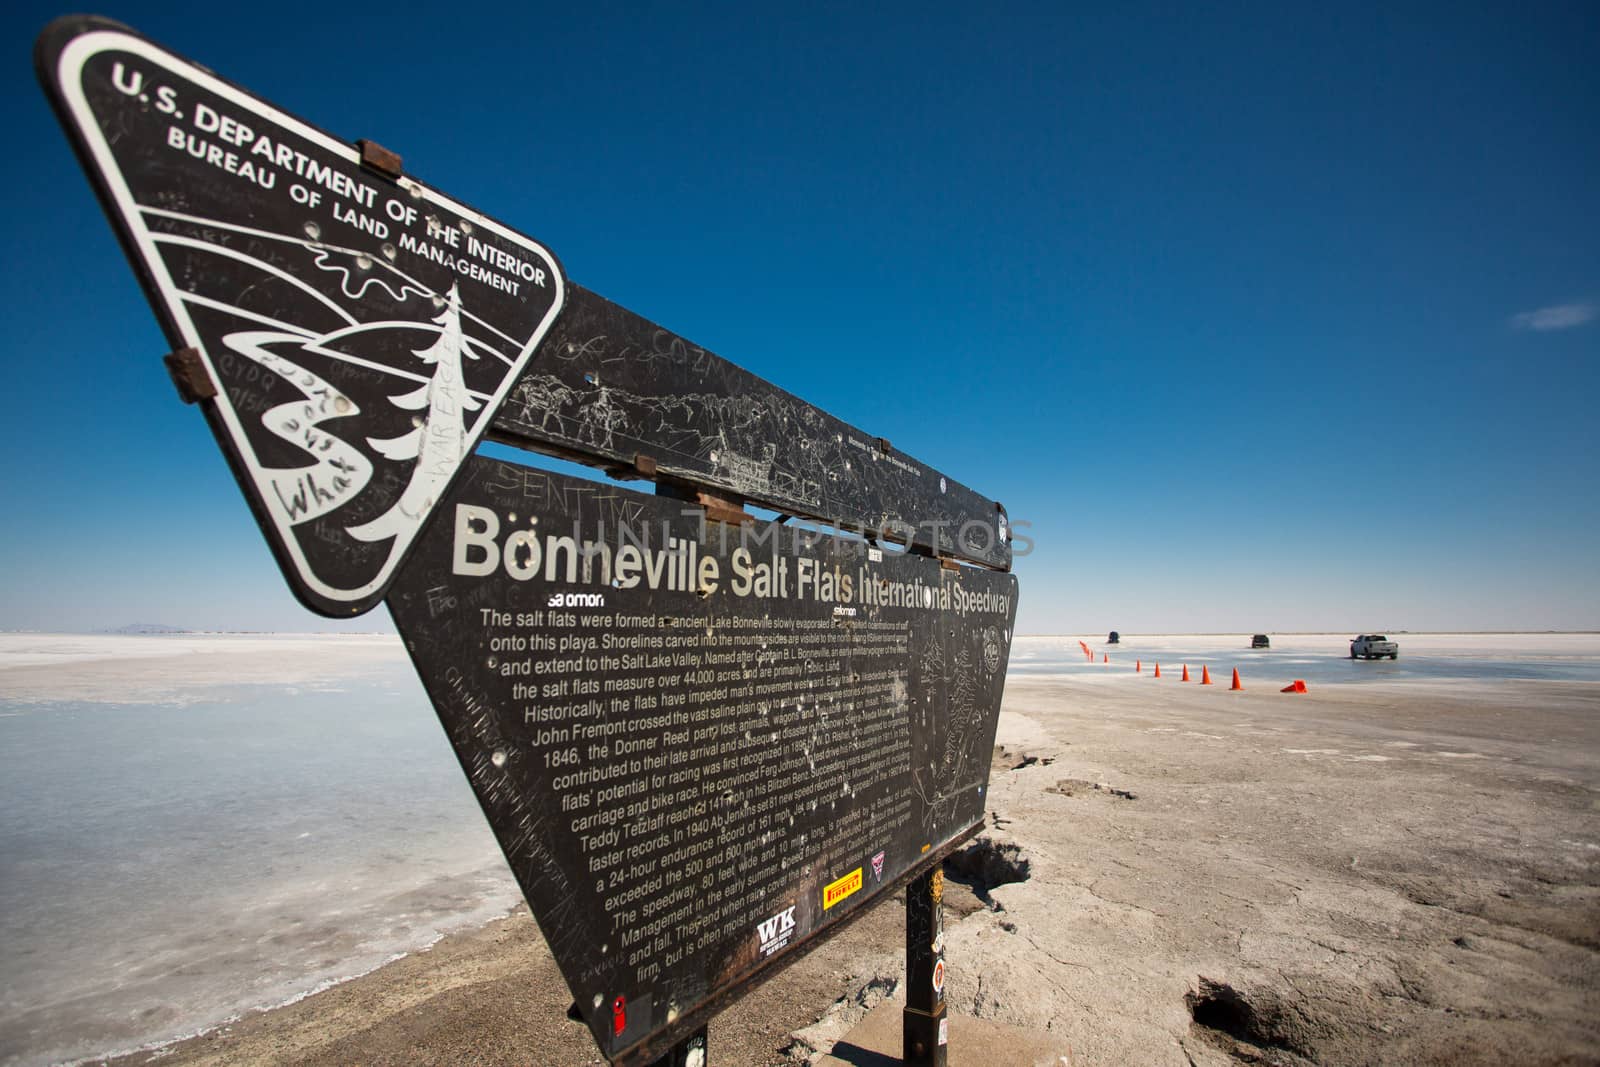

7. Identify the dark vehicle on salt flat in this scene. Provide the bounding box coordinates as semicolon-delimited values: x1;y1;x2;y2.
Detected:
1252;634;1271;649
1108;631;1120;644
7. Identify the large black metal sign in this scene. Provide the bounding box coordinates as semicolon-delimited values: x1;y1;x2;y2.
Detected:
388;458;1016;1061
37;16;1020;1067
35;16;565;616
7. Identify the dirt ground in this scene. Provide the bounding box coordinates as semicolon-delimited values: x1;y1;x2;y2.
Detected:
101;673;1600;1066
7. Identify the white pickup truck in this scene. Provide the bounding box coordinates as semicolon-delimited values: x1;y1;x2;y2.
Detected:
1350;634;1399;660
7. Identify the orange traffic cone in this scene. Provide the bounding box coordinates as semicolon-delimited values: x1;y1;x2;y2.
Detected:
1280;679;1307;693
1230;669;1242;690
1181;664;1191;682
1136;660;1142;673
1201;665;1212;685
1102;653;1108;664
1154;663;1161;678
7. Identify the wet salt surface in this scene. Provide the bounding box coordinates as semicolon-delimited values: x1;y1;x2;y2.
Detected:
0;640;518;1067
1008;632;1600;686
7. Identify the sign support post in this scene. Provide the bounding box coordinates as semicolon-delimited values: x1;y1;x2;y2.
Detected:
903;867;948;1066
647;1026;707;1067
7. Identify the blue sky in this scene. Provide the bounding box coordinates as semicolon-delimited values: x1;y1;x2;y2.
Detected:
4;3;1596;634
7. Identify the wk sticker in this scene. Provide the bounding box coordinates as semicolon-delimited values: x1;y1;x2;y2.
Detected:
822;868;863;910
756;906;797;958
37;19;564;615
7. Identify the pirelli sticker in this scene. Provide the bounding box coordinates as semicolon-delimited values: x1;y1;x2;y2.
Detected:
822;867;863;910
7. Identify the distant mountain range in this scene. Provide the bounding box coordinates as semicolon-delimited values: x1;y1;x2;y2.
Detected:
104;623;191;635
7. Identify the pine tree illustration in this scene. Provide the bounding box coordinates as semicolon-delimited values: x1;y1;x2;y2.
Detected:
347;284;481;543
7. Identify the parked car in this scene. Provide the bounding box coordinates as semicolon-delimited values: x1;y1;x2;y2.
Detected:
1350;634;1399;660
1108;631;1120;644
1251;634;1270;649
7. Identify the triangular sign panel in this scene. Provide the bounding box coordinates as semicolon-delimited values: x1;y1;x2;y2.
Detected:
36;17;565;616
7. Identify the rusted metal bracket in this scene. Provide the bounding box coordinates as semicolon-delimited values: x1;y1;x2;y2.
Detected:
693;489;750;527
163;346;216;404
876;436;893;453
356;138;402;180
606;453;659;482
940;557;961;572
654;479;749;526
